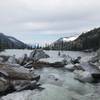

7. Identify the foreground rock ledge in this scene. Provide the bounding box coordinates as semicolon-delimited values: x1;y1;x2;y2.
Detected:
0;63;40;94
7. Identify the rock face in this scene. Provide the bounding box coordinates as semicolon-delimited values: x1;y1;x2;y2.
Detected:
29;49;49;61
0;64;39;81
0;64;40;93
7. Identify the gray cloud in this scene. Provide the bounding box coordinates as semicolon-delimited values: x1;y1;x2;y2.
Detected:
0;0;100;44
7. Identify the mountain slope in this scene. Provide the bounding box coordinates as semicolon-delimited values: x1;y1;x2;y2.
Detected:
72;28;100;50
0;33;28;49
47;35;79;50
44;27;100;51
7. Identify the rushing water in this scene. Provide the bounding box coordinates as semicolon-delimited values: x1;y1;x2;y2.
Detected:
0;49;95;62
1;67;99;100
0;49;99;100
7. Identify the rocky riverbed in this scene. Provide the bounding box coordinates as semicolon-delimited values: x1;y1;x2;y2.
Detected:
0;49;100;100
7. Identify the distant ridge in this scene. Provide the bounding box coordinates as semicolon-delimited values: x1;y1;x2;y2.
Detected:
0;33;28;49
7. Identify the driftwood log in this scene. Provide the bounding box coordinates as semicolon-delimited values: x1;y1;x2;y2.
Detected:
32;61;65;68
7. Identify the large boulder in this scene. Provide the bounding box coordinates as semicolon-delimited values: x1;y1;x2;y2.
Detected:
0;64;40;92
7;55;17;64
61;54;72;65
0;65;39;80
65;64;75;71
74;70;94;83
17;54;28;65
29;49;49;61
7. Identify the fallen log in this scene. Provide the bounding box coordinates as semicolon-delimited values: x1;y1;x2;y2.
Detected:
32;61;65;68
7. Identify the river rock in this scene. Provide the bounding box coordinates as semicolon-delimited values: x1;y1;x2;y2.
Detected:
71;57;81;64
0;65;39;80
12;80;40;91
74;70;94;83
0;57;3;63
0;55;10;62
0;64;40;93
17;54;28;65
7;55;17;64
91;73;100;82
97;48;100;59
89;48;100;64
65;64;75;71
61;54;72;65
65;64;85;72
74;64;85;71
0;73;9;92
29;49;49;61
24;61;33;69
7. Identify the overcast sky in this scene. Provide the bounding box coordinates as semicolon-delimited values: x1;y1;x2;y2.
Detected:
0;0;100;45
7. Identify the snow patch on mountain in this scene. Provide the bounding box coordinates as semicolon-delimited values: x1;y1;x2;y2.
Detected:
58;35;79;42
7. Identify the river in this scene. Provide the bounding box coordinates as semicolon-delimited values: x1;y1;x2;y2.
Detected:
0;49;100;100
